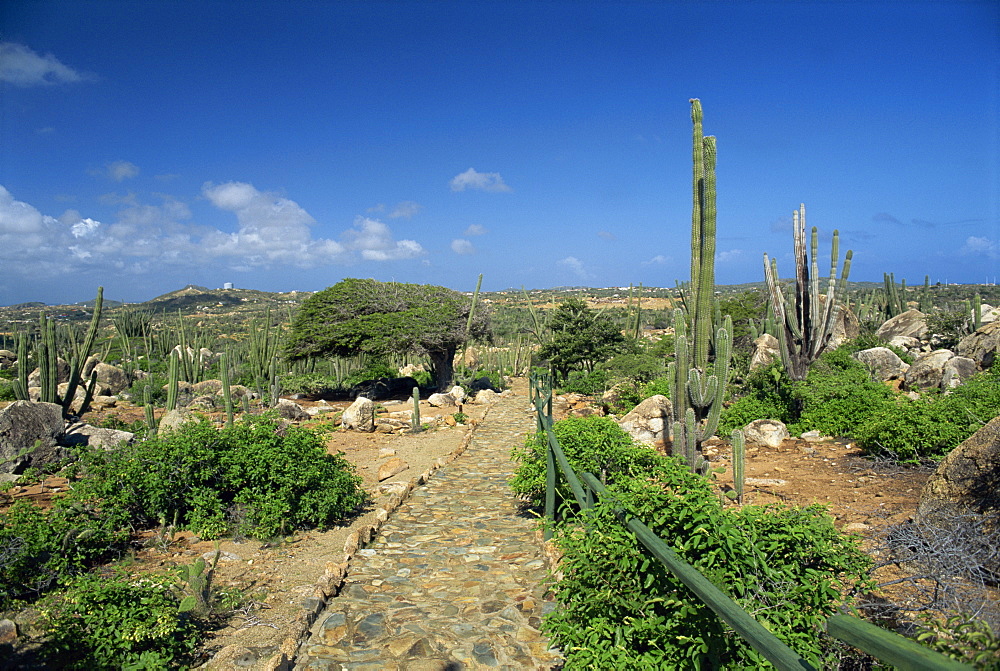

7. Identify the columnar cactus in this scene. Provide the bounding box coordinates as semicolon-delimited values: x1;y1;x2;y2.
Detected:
763;204;852;381
668;99;736;475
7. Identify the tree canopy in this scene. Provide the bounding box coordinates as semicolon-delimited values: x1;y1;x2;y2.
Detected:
538;298;631;381
284;278;490;390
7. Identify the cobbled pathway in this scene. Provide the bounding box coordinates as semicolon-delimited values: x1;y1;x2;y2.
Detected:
294;389;562;670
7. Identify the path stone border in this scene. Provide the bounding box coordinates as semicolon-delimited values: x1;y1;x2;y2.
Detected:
231;409;495;671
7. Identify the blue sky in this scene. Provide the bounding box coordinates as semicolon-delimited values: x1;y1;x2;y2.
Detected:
1;0;997;305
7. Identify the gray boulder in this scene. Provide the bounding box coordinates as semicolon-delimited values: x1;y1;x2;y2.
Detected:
903;349;955;391
743;418;790;448
473;388;500;404
0;400;66;474
853;347;909;382
192;379;223;395
342;396;375;432
427;392;456;407
61;422;135;450
618;395;671;446
28;358;71;387
0;350;16;371
957;320;1000;369
275;398;310;421
158;408;197;434
93;362;129;395
942;356;978;390
876;309;928;341
916;414;1000;576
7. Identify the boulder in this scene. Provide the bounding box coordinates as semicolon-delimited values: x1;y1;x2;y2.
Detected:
427;392;456;407
448;385;467;403
876;309;928;341
56;382;90;414
342;396;375;432
28;358;71;387
941;356;978;390
192;379;223;395
903;349;955;391
957;320;1000;369
980;304;1000;324
0;400;66;474
743;418;790;448
92;362;130;395
473;389;500;405
888;335;921;353
916;414;1000;575
618;395;671;446
398;363;426;378
828;304;861;350
275;398;310;421
351;376;419;401
0;350;16;371
749;333;780;371
157;408;197;434
377;457;409;481
61;423;135;450
188;394;217;411
853;347;909;381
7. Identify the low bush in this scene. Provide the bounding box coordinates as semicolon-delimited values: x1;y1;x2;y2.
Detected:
720;363;795;434
37;572;202;669
530;431;872;668
73;414;367;539
509;416;662;508
279;372;338;396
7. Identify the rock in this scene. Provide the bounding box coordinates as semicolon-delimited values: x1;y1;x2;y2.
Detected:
980;304;1000;324
888;335;921;353
903;349;955;391
342;397;376;432
0;400;66;474
61;423;134;450
843;522;871;534
749;333;780;371
876;309;928;341
828;304;861;350
92;361;130;395
743;419;790;448
188;394;217;410
473;389;499;405
916;415;1000;575
618;395;671;446
157;408;197;434
0;350;16;371
192;379;223;395
223;384;253;400
941;356;978;390
427;392;456;407
377;457;409;481
276;398;310;421
351;377;419;401
89;394;118;409
56;382;90;414
957;320;1000;369
398;363;426;377
375;418;409;433
470;376;498;392
853;347;909;381
28;358;70;387
0;618;17;645
800;430;832;443
448;385;467;403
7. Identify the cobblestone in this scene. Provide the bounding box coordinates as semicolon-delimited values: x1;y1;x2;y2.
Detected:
295;387;562;670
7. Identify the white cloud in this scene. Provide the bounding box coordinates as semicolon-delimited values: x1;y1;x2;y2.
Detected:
0;42;87;86
71;217;101;238
960;236;999;259
389;201;422;219
597;231;616;241
449;168;512;193
464;224;488;236
642;255;667;265
558;256;592;280
342;216;425;261
718;249;743;263
451;239;476;255
90;161;140;182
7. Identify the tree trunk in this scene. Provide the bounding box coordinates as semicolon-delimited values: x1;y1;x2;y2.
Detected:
429;347;456;391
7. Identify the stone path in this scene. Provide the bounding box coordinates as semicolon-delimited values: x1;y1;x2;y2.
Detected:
294;390;562;670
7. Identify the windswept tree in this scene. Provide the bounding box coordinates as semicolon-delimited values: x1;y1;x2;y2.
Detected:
284;278;490;390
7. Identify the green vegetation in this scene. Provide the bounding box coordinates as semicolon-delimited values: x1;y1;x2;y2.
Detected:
536;298;631;382
285;278;490;390
511;417;871;668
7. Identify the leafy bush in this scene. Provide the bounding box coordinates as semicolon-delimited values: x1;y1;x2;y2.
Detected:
0;499;128;608
509;416;662;508
789;347;895;438
74;414;367;539
855;368;1000;460
542;452;872;668
126;372;169;406
341;359;399;388
279;372;338;396
0;379;16;401
720;363;796;434
37;573;201;669
559;369;611;395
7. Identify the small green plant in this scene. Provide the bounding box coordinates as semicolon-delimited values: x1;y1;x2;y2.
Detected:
915;612;1000;667
36;572;202;669
452;411;468;424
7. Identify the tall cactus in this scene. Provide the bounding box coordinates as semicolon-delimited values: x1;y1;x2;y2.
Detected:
763;204;852;381
668;99;735;475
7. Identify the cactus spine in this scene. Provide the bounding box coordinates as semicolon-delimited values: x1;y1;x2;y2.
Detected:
668;99;735;475
763;204;852;381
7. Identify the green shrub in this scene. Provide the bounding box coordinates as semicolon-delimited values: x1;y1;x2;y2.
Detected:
720;363;795;434
543;454;872;668
789;347;895;438
279;372;337;396
341;359;398;388
855;368;1000;460
126;372;169;406
510;416;664;509
0;379;16;401
74;414;367;539
37;572;201;669
559;369;611;395
0;499;128;608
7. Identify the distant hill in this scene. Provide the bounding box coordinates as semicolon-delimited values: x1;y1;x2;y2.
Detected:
141;285;308;313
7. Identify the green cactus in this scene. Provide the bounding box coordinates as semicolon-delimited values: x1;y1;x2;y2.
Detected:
177;549;219;616
727;429;746;504
763;204;852;381
166;350;179;412
143;387;157;436
219;350;234;427
411;386;421;432
13;333;29;401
